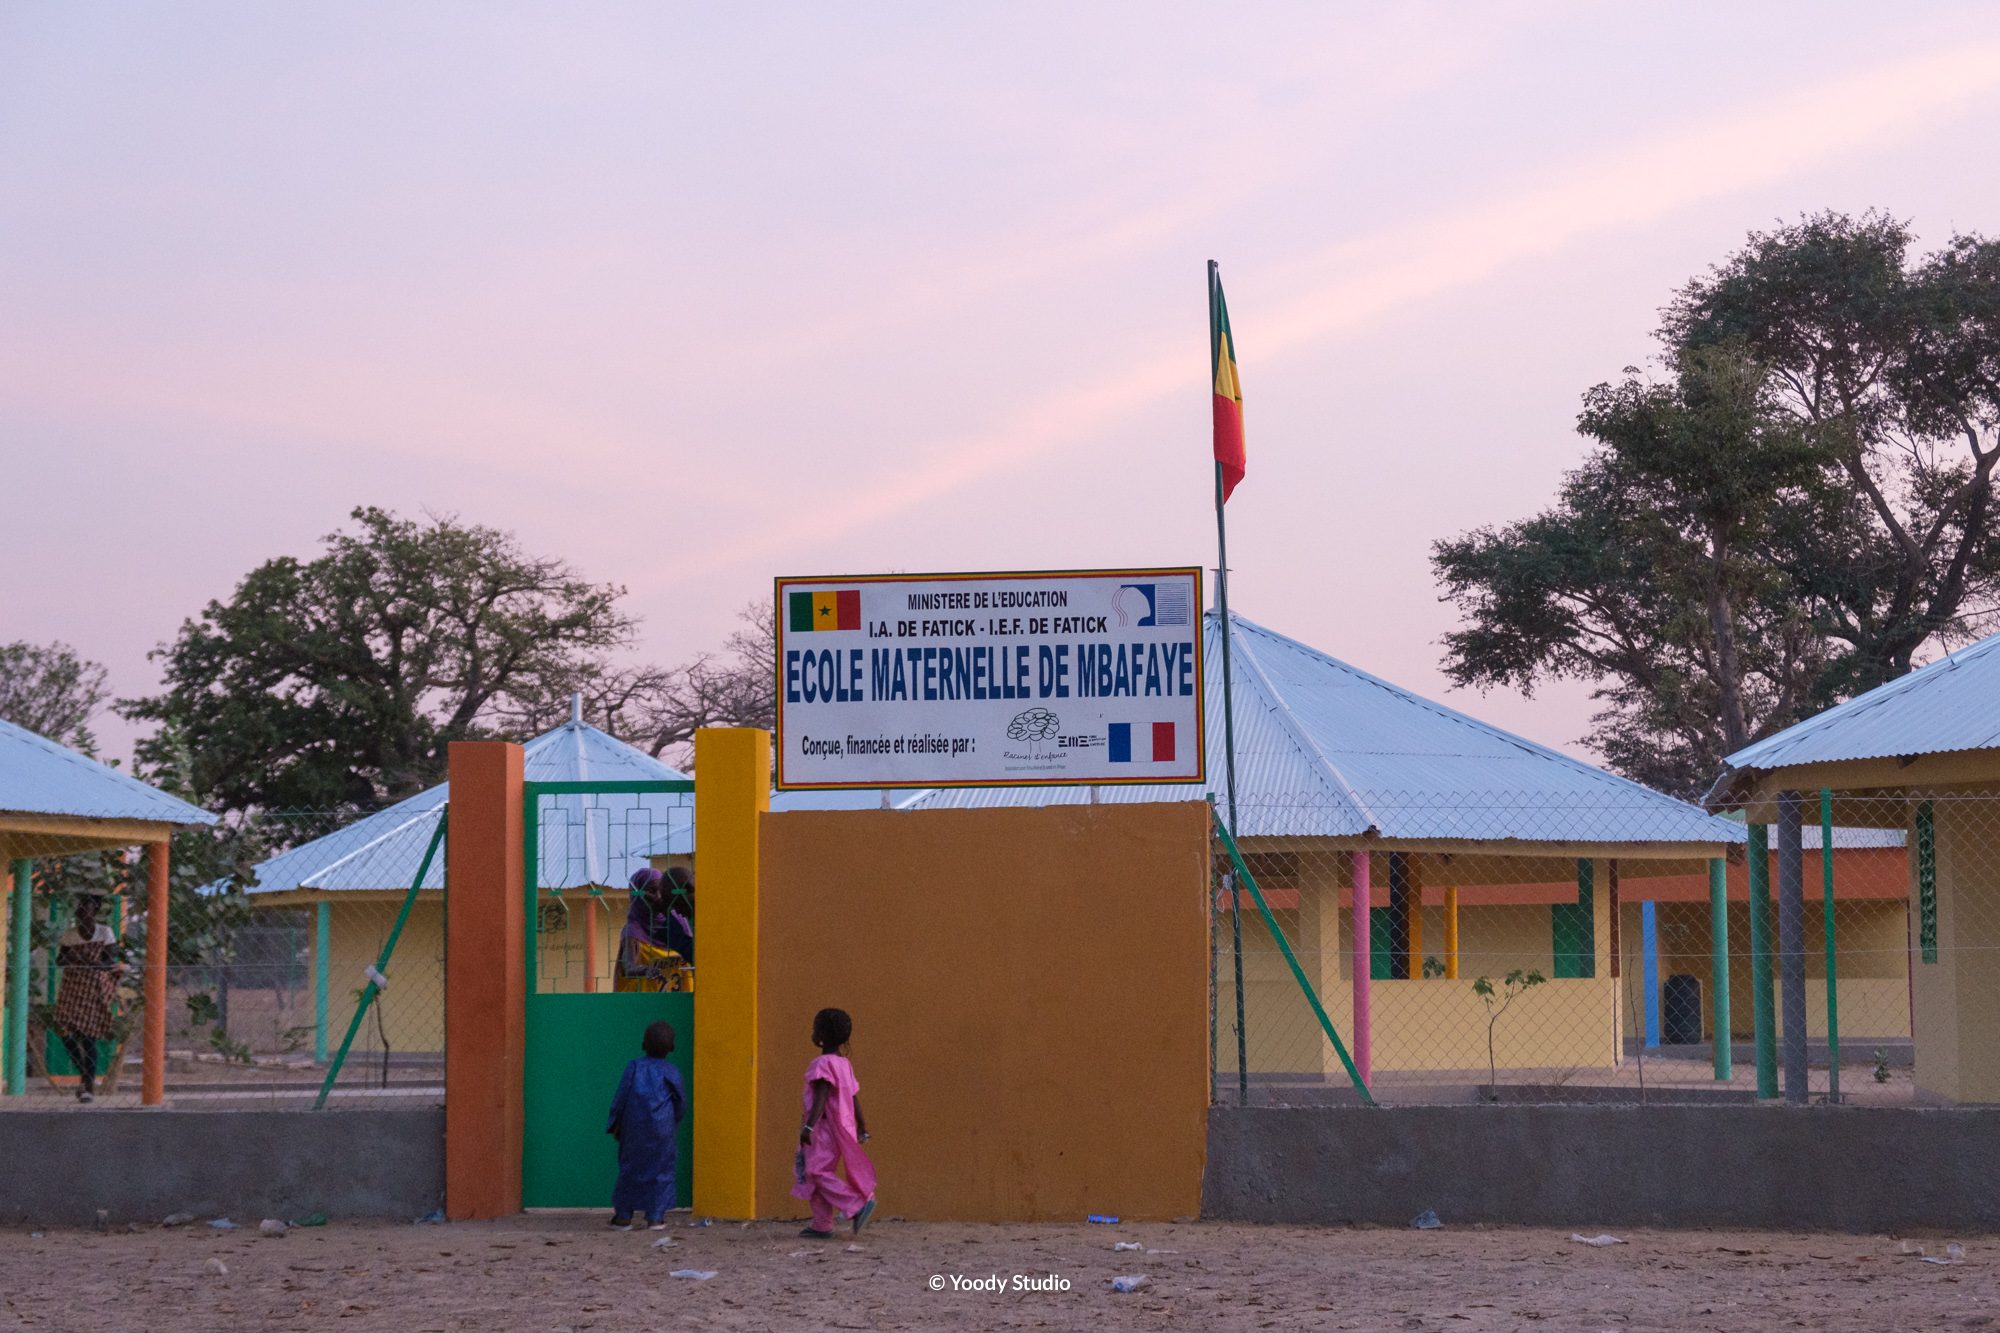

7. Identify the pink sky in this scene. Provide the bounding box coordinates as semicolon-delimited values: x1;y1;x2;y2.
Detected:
6;3;2000;766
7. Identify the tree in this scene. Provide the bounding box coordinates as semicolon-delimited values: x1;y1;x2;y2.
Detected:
1437;347;1838;794
1473;968;1545;1097
0;641;109;753
1666;211;2000;694
122;507;635;816
1436;213;2000;793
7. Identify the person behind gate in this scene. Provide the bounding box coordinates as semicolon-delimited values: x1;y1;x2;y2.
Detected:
606;1020;685;1229
54;895;126;1104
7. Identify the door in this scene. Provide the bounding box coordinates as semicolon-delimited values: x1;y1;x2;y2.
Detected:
520;779;696;1209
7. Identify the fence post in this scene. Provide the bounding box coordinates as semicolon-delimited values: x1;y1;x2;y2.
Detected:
1708;858;1731;1081
1747;822;1778;1099
1820;788;1840;1103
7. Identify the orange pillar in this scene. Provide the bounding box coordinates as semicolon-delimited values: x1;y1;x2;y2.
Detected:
143;841;169;1106
445;741;526;1220
584;896;600;993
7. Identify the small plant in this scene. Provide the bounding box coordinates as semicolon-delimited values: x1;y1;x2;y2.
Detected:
1473;968;1546;1097
1874;1048;1891;1084
1422;956;1446;979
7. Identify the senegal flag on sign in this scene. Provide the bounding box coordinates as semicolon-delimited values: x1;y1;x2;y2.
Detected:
789;589;861;632
1210;264;1245;501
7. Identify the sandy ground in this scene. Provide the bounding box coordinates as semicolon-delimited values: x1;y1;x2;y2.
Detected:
0;1214;1994;1332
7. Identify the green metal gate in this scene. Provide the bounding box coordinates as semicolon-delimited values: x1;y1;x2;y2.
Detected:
521;779;695;1209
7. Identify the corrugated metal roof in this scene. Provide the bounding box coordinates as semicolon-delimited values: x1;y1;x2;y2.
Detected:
908;612;1741;848
244;718;689;894
1715;629;2000;784
0;717;215;827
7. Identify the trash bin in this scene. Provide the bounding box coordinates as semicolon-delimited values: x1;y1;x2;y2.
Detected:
1661;973;1703;1045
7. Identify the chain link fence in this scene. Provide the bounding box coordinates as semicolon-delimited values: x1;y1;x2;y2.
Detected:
1;809;449;1109
2;785;697;1111
1210;790;2000;1108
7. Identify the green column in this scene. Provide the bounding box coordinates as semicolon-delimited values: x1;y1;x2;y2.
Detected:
1709;857;1732;1082
1820;789;1840;1103
1747;823;1777;1099
1776;792;1808;1104
5;860;30;1096
314;901;331;1064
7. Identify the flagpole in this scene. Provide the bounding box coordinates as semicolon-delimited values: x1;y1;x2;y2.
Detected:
1210;258;1248;1105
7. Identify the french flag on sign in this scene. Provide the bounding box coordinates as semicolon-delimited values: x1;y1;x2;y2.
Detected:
1108;722;1176;763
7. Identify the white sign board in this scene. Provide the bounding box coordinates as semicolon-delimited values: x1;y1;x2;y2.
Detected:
774;568;1206;790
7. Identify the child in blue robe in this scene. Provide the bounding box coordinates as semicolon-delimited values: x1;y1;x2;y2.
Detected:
606;1020;686;1229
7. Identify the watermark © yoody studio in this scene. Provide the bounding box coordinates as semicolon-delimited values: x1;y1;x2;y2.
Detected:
929;1273;1071;1293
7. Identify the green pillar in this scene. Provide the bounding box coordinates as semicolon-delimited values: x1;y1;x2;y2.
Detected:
1709;857;1731;1082
1776;792;1809;1104
1820;789;1840;1103
314;902;331;1064
5;860;30;1096
1747;823;1778;1099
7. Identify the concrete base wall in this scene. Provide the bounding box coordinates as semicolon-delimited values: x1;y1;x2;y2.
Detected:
1205;1105;2000;1232
0;1110;443;1226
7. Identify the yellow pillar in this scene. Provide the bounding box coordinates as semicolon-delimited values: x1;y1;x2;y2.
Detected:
1444;887;1459;980
692;727;769;1219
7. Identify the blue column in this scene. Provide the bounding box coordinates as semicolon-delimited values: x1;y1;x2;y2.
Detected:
1642;900;1660;1049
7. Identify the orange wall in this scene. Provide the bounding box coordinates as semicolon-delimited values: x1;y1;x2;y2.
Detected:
755;802;1210;1222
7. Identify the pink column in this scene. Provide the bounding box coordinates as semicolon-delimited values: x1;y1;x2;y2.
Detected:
1351;849;1372;1087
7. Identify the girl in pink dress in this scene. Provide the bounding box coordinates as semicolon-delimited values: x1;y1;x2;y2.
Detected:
792;1007;877;1238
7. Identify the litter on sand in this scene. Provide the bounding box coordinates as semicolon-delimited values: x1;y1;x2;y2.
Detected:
844;1244;866;1253
291;1213;329;1228
204;1259;229;1278
1111;1275;1150;1293
651;1237;679;1250
206;1218;238;1231
415;1209;445;1225
1570;1234;1625;1247
670;1269;719;1281
161;1212;195;1228
259;1219;289;1237
1410;1210;1443;1230
1113;1242;1143;1252
1087;1214;1120;1225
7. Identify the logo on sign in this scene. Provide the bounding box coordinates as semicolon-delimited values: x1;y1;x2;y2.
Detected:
1112;583;1191;627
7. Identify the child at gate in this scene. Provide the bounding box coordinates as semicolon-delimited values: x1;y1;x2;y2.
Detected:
606;1020;685;1230
793;1007;877;1238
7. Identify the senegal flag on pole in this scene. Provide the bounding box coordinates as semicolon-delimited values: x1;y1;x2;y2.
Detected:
1210;262;1245;501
